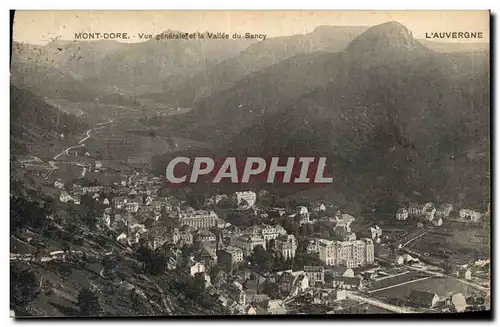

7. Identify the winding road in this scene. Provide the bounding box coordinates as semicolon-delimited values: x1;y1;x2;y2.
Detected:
52;120;113;161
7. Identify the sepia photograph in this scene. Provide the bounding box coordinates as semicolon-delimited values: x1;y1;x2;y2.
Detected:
9;10;491;318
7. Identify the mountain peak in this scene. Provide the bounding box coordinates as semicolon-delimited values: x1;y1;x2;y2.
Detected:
345;21;422;55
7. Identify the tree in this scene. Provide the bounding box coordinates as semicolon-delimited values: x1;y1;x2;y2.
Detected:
193;272;206;293
10;267;39;307
102;255;120;277
294;252;323;270
282;218;300;238
79;193;103;228
249;245;274;273
148;250;169;276
77;288;103;317
226;211;246;227
476;297;485;305
11;195;49;232
299;224;313;238
262;280;280;299
135;244;152;273
157;187;170;198
443;262;454;275
208;265;222;282
466;297;476;306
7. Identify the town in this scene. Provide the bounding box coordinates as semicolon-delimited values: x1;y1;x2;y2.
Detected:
12;152;491;316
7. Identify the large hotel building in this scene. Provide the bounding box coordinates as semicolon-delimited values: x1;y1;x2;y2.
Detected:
178;210;219;230
318;238;374;268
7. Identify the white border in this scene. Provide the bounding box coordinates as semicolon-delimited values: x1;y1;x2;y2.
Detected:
2;1;498;327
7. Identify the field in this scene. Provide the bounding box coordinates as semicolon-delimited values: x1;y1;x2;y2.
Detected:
370;276;488;299
408;221;490;265
369;270;430;291
83;124;209;168
47;163;84;182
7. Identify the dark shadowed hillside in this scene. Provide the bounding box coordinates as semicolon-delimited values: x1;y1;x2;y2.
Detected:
162;21;490;209
10;85;89;157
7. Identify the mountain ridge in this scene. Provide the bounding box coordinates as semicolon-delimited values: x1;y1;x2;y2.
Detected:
157;21;490;209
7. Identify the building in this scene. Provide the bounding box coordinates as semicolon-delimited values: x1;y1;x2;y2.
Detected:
94;160;102;169
318;240;336;266
178;210;219;229
459;209;482;222
331;276;363;291
336;213;355;226
180;232;193;245
408;203;423;217
53;180;64;189
220;281;246;306
276;234;297;260
318;238;374;267
433;217;443;227
196;230;216;243
344;232;357;242
409;290;439;308
261;224;286;241
245;225;263;237
334;221;352;240
424;207;436;222
306;239;321;254
112;197;129;209
234;235;266;257
59;191;79;204
245;305;268;315
304;266;325;285
195;246;218;267
268;207;286;218
435;204;454;219
189;261;206;276
101;212;111;228
277;271;309;298
458;269;472;280
402;254;414;263
317;203;327;212
148;201;164;212
167;228;181;244
394;255;404;265
234;191;257;207
296;206;312;225
81;186;104;195
329;289;347;302
396;208;409;220
124;202;139;213
266;299;287;315
369;225;382;240
217;246;244;272
331;267;355;278
423;202;434;213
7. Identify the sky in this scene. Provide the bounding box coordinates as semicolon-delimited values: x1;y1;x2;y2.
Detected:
13;10;490;45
